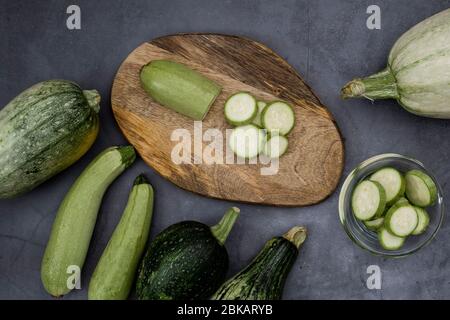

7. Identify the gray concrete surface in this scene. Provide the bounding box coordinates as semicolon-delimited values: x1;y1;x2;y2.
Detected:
1;0;450;300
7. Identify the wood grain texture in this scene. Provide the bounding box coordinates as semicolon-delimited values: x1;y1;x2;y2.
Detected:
111;34;344;206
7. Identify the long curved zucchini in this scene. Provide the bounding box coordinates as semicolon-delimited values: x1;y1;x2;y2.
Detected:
41;146;136;297
88;175;154;300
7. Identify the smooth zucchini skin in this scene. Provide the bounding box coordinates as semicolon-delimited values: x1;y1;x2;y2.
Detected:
41;146;136;297
212;226;306;300
88;175;154;300
0;80;100;198
140;60;222;120
136;221;228;300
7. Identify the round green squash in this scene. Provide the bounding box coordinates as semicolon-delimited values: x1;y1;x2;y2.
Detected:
0;80;100;198
136;207;240;300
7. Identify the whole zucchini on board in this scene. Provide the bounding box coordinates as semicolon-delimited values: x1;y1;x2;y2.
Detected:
342;9;450;118
41;146;136;297
0;80;100;198
136;207;240;300
88;175;154;300
211;226;307;300
140;60;222;120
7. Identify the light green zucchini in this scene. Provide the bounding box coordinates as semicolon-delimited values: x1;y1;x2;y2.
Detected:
405;169;437;207
41;146;136;297
140;60;222;120
88;175;154;300
252;101;267;127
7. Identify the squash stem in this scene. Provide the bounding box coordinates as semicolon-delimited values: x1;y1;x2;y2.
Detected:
283;226;307;249
211;207;240;245
118;146;136;168
134;174;148;185
83;89;101;113
341;67;399;100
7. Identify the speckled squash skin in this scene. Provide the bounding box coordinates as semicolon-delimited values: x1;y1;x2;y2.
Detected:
136;221;229;300
0;80;100;198
211;237;298;300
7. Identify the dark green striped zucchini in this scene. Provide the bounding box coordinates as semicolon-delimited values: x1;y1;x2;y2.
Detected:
212;226;307;300
136;207;240;300
0;80;100;198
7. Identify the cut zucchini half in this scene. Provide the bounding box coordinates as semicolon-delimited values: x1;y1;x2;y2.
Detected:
351;180;386;221
224;92;257;126
405;170;438;207
261;101;295;136
370;167;405;205
262;135;288;158
252;101;267;127
411;207;430;235
384;203;418;237
364;217;384;231
229;124;265;159
378;227;405;251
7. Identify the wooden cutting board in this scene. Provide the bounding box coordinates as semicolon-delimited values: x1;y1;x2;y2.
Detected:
111;34;344;206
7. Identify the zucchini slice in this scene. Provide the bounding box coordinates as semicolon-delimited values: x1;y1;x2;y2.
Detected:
229;124;265;159
411;206;430;235
364;217;385;231
394;196;409;206
261;101;295;136
370;167;405;205
224;92;257;126
351;180;386;221
262;135;288;158
252;101;267;127
378;227;405;251
405;170;437;207
384;203;418;237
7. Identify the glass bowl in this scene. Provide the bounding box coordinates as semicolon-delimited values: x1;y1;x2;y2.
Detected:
339;153;444;258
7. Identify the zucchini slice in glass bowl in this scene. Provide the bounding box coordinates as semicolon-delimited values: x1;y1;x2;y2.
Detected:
339;153;444;257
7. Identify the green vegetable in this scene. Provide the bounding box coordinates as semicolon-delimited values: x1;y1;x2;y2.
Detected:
0;80;100;198
364;217;384;231
411;207;430;235
384;203;418;237
252;101;267;127
341;9;450;118
370;167;405;205
352;180;386;220
88;175;154;300
378;227;405;250
394;196;409;206
405;170;437;207
224;92;257;126
229;124;266;159
136;207;240;300
262;101;295;136
211;226;306;300
140;60;222;120
41;146;136;297
263;135;288;158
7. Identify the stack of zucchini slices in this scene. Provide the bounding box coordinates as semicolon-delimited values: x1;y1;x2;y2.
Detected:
224;92;295;159
351;167;437;250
